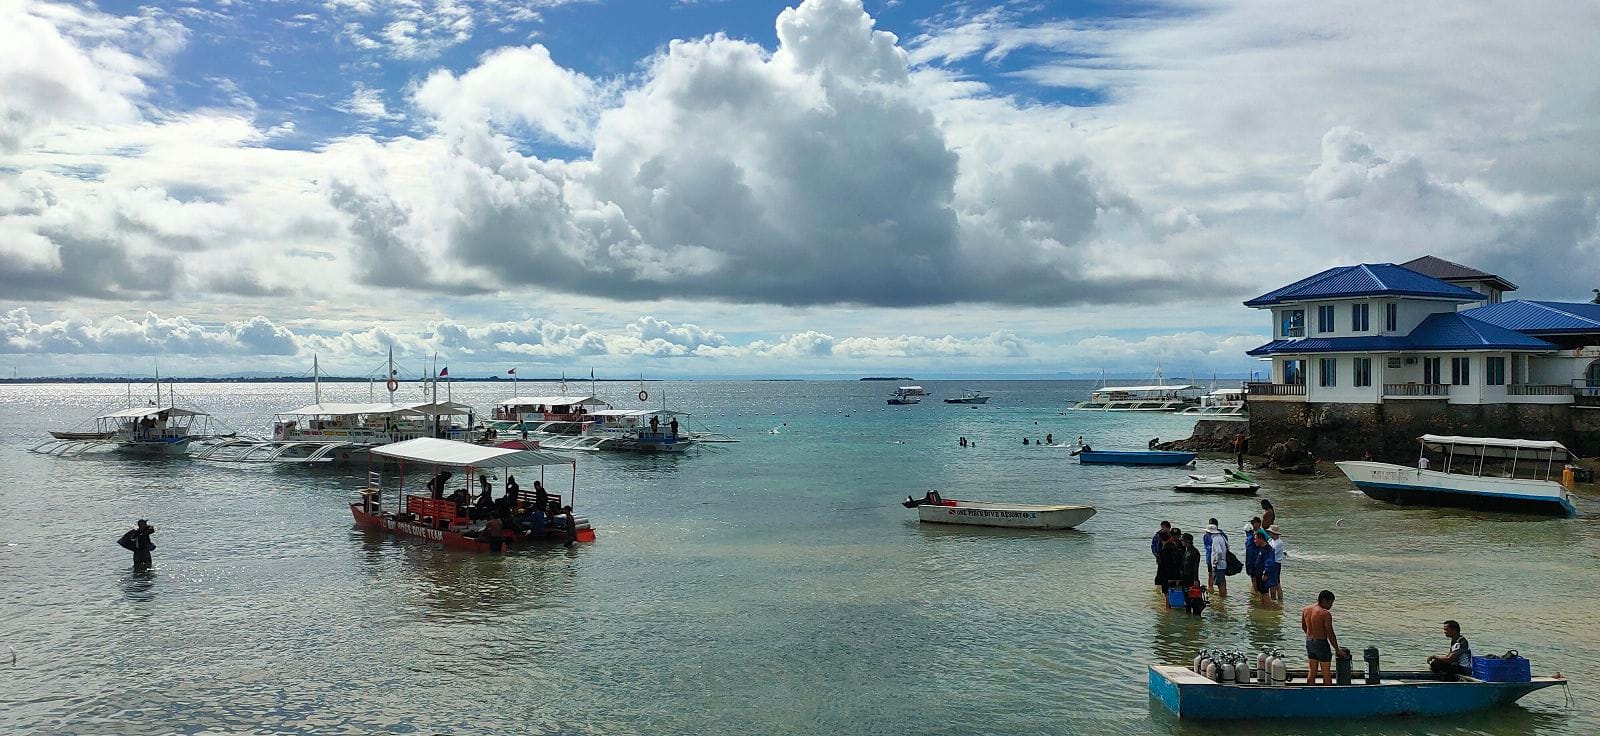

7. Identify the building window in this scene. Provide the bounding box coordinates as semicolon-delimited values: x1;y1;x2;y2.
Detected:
1486;357;1506;386
1351;303;1369;332
1451;357;1471;386
1488;290;1501;304
1284;359;1306;385
1423;357;1442;385
1281;310;1305;338
1317;305;1335;333
1354;358;1372;387
1385;303;1398;332
1319;358;1338;387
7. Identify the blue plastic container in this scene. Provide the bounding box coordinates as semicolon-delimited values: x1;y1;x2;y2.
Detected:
1166;588;1186;608
1471;655;1531;683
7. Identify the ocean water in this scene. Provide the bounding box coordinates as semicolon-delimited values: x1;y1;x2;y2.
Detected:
0;380;1596;735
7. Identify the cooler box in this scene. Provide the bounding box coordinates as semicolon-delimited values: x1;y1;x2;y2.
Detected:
1472;654;1531;683
1165;588;1186;608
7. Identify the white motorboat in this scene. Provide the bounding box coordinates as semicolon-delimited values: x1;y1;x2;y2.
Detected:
888;386;925;405
33;379;229;457
1335;435;1578;517
903;494;1096;529
1071;368;1197;411
943;390;990;404
1174;469;1261;495
1177;388;1247;419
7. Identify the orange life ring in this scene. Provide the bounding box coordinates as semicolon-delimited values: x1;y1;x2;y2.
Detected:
386;378;399;392
638;390;649;402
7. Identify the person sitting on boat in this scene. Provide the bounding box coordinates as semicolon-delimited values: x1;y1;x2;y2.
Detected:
447;486;471;513
1427;620;1473;679
521;505;547;537
471;483;494;519
1301;590;1340;685
1148;437;1159;450
478;473;492;500
534;481;549;514
670;417;679;437
504;475;521;509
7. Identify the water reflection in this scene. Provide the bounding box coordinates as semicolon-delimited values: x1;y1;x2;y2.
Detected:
120;570;157;602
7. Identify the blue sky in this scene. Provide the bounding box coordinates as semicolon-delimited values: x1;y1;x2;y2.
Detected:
3;0;1598;377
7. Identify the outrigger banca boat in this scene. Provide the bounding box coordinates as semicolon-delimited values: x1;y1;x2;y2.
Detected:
351;438;595;551
1074;447;1198;467
943;390;990;405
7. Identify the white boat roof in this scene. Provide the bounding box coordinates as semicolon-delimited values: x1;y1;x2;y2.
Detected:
1421;435;1570;452
496;395;609;407
589;409;652;417
278;401;469;417
96;406;208;419
1208;388;1245;396
1098;384;1195;392
372;437;574;468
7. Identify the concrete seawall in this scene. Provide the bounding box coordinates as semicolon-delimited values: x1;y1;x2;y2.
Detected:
1246;400;1600;462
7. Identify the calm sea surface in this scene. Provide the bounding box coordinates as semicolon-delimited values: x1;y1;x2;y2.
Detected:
1;380;1596;735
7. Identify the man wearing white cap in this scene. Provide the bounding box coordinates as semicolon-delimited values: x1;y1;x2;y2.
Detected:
1265;525;1287;603
1203;518;1230;596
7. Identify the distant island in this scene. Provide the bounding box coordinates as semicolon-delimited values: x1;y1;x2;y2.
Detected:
0;376;654;384
858;377;913;381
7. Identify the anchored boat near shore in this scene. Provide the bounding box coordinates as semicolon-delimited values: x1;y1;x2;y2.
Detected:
1150;665;1563;720
903;494;1096;529
1335;435;1578;517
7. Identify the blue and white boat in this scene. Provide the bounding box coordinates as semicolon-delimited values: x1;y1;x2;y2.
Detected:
1075;449;1197;466
1335;435;1577;517
1150;665;1563;720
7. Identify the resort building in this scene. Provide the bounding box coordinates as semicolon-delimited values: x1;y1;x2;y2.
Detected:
1244;258;1600;407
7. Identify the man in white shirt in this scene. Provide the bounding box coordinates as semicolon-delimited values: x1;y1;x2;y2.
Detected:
1203;520;1230;596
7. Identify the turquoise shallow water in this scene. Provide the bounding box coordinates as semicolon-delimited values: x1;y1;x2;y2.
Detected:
1;380;1598;735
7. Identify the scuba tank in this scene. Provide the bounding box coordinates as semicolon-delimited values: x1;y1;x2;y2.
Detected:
1219;658;1235;684
1193;651;1208;674
1205;658;1220;682
1256;651;1269;682
1270;650;1289;686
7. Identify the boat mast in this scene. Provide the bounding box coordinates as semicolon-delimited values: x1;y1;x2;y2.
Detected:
431;353;439;437
154;361;161;407
387;347;396;405
313;353;321;406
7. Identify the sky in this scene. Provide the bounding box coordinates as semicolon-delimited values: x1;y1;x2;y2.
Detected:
2;0;1597;379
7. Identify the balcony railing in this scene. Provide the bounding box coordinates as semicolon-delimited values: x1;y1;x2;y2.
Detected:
1506;384;1572;396
1246;382;1306;396
1383;383;1448;397
1573;380;1600;397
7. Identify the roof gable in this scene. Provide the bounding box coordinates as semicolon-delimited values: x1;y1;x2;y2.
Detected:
1244;263;1484;308
1400;255;1519;292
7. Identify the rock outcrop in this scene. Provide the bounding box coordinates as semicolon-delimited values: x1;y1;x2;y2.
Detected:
1156;420;1244;453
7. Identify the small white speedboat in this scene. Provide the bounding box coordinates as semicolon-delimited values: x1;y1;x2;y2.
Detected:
1174;469;1261;495
903;494;1095;529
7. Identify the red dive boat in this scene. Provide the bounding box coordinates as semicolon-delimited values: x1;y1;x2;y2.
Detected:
350;438;596;551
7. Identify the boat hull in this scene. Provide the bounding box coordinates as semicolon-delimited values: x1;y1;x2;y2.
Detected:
943;398;989;404
1173;482;1259;495
916;501;1095;529
350;503;595;550
1335;461;1576;517
1078;450;1197;466
1150;666;1561;720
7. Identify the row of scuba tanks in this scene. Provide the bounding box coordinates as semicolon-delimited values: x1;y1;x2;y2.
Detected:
1193;649;1289;686
1194;647;1382;685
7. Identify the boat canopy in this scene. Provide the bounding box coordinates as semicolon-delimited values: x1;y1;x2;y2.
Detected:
1208;388;1245;396
372;437;574;468
1421;435;1570;455
1098;384;1195;393
96;406;208;419
281;402;417;417
496;395;608;408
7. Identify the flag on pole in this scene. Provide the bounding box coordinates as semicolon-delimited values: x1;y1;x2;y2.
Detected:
439;367;449;377
508;368;516;375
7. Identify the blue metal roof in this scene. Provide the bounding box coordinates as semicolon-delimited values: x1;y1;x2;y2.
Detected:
1246;313;1555;356
1244;263;1484;307
1462;300;1600;334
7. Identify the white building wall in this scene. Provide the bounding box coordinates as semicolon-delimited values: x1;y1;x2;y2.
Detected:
1271;298;1467;341
1302;354;1382;403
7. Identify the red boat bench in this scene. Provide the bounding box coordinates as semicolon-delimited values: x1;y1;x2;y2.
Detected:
407;496;468;529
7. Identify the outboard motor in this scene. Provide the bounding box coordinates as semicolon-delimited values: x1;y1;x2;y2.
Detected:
1363;647;1381;685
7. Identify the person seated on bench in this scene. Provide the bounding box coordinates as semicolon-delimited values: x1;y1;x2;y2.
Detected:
471;483;494;520
427;471;453;500
1427;620;1473;678
505;475;521;509
447;487;471;514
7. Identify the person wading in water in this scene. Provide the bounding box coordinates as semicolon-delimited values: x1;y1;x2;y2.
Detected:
118;520;157;571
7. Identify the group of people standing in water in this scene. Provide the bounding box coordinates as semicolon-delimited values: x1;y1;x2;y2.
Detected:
1151;499;1287;607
